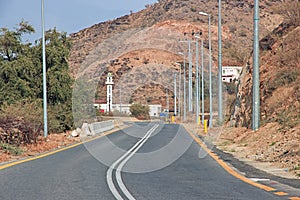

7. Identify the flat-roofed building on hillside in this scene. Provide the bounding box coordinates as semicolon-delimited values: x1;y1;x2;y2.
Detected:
222;66;243;83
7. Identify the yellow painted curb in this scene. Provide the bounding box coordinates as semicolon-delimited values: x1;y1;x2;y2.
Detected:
289;197;300;200
274;191;288;196
187;130;276;192
0;127;122;171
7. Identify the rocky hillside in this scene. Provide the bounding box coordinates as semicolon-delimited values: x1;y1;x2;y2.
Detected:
224;0;300;175
68;0;285;109
69;0;283;76
232;22;300;129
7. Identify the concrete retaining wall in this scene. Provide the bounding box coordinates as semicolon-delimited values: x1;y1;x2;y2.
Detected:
90;120;114;135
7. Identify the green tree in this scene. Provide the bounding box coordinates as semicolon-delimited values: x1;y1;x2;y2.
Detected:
0;21;34;61
0;22;74;134
32;28;74;132
33;28;73;105
0;21;37;105
72;77;96;128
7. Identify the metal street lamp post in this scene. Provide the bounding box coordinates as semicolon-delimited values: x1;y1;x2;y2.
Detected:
41;0;48;137
175;62;182;119
174;73;177;116
166;89;169;121
218;0;223;125
201;39;205;125
119;85;122;114
178;52;186;122
199;11;212;128
195;36;200;124
252;0;260;130
188;41;193;112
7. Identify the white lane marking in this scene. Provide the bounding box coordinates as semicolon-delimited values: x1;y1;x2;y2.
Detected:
116;124;159;200
106;124;159;200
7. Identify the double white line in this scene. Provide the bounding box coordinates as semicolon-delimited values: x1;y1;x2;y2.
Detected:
106;124;159;200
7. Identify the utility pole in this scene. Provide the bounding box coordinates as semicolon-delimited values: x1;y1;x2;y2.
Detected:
252;0;260;130
218;0;223;125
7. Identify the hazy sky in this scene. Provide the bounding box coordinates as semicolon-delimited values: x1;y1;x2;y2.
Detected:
0;0;157;42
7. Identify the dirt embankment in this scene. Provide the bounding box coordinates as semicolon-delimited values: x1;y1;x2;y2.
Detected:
0;133;80;164
216;123;300;179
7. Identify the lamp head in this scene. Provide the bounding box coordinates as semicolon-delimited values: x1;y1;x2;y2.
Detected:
199;11;208;16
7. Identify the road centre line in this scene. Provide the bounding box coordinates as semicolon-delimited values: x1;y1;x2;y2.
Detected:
106;124;159;200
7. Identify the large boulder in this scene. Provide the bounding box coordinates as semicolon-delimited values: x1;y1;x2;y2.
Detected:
71;129;79;137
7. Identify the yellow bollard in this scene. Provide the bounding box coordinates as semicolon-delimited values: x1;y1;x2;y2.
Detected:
204;119;208;134
171;116;175;123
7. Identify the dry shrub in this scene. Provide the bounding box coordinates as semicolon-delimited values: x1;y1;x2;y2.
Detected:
272;0;300;27
0;100;43;145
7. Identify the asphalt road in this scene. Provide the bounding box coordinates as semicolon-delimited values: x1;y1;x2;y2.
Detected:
0;122;298;200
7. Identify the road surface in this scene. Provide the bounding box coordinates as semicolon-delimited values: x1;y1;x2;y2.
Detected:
0;122;298;199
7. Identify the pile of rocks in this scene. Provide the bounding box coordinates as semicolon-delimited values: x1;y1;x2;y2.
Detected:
70;123;96;137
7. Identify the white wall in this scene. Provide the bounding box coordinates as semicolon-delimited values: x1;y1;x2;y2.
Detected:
222;66;243;83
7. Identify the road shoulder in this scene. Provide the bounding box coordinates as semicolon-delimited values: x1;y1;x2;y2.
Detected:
184;125;300;199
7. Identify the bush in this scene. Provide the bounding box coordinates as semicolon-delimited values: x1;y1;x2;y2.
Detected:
48;103;73;133
130;103;150;120
224;82;237;95
277;106;299;130
0;142;23;155
272;0;300;26
269;69;299;90
0;100;43;145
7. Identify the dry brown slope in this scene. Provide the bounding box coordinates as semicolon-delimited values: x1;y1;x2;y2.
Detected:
68;0;282;77
226;2;300;176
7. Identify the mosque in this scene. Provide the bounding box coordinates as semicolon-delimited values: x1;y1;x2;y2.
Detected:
94;73;162;117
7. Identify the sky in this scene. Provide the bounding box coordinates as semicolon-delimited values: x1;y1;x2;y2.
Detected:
0;0;157;42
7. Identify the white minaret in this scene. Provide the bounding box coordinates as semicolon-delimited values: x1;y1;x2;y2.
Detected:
105;72;114;113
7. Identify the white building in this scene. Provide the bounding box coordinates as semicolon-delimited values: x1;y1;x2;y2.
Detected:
112;104;131;115
222;66;243;83
95;103;162;117
149;105;162;117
